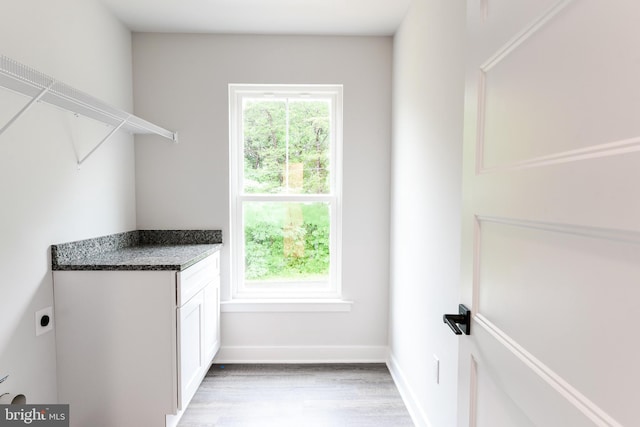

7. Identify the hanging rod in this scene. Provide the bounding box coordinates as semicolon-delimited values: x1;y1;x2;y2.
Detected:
0;55;178;165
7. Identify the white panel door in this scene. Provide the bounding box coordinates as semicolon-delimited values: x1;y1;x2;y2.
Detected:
458;1;640;426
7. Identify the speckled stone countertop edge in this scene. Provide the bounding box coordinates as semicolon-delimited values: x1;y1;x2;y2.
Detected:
51;230;223;271
52;244;222;271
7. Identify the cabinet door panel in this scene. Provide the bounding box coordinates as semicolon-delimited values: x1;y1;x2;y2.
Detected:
177;291;205;410
204;278;221;362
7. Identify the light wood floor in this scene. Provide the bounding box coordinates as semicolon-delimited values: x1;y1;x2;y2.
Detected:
177;364;414;427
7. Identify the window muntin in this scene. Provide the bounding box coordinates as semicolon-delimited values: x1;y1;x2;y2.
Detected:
230;85;342;299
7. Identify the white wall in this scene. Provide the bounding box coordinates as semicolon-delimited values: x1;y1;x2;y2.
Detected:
133;34;392;361
0;0;135;403
389;0;466;426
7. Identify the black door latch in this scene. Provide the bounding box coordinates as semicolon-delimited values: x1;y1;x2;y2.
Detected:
443;304;471;335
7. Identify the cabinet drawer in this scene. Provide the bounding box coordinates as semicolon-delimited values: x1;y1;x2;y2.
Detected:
177;252;220;306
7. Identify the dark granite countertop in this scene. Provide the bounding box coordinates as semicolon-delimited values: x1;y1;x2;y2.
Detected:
51;230;222;271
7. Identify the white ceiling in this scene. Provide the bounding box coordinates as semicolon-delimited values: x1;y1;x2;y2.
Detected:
99;0;412;35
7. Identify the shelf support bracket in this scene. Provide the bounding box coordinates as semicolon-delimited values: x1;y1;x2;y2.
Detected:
0;81;55;137
77;115;131;167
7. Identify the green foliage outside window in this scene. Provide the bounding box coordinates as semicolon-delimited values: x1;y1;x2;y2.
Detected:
243;99;330;194
242;98;332;282
244;202;330;281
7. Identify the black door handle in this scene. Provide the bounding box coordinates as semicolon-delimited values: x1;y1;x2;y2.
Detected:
443;304;471;335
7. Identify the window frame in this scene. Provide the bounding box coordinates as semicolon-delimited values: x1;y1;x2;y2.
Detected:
229;84;343;300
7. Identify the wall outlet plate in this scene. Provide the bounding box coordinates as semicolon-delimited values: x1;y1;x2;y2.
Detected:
35;306;53;336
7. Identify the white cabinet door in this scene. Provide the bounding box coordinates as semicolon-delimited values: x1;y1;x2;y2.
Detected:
177;291;205;411
459;1;640;426
204;278;221;362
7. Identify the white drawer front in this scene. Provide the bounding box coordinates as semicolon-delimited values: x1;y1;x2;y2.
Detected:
177;252;220;306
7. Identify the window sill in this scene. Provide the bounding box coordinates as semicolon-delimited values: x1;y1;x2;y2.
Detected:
221;299;353;313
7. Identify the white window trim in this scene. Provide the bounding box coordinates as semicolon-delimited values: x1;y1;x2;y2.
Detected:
221;299;353;313
228;84;344;302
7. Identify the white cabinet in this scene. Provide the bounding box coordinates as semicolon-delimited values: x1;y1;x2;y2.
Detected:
176;252;221;411
53;251;220;427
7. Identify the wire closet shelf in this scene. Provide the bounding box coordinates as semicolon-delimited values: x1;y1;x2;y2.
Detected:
0;55;178;165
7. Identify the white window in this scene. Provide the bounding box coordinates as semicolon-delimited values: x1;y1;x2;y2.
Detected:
229;84;343;300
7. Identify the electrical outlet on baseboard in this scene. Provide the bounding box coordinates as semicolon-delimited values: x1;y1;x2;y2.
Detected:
433;354;440;385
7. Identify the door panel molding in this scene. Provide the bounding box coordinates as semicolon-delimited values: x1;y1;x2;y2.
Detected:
475;0;640;173
476;215;640;246
475;0;575;174
471;214;636;427
479;135;640;174
479;0;574;72
473;314;621;427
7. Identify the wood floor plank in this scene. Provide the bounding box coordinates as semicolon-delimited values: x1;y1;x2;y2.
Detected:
177;364;414;427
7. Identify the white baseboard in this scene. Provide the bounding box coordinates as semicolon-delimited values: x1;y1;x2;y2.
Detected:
214;345;389;364
387;352;434;427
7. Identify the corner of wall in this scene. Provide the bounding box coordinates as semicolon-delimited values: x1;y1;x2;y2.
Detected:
0;0;136;405
389;0;466;425
387;352;435;427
